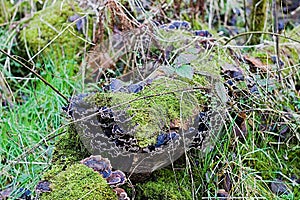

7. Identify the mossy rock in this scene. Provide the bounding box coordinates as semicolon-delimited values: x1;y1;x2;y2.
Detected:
20;0;90;61
40;163;117;200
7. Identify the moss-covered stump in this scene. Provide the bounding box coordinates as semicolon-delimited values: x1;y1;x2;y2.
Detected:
48;23;232;172
85;77;202;148
39;164;117;200
20;0;90;61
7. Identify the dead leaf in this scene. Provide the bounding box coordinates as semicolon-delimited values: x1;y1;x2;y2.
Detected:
243;55;270;73
233;112;247;140
224;173;232;192
221;64;244;81
271;179;289;195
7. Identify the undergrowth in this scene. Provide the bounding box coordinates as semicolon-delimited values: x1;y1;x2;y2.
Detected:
0;0;299;199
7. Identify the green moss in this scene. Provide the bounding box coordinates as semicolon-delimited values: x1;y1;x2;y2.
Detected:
0;1;13;24
51;125;89;167
40;164;117;200
86;77;200;148
19;0;90;61
136;169;193;200
249;0;267;44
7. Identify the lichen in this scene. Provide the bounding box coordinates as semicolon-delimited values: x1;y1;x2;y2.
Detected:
19;0;91;61
40;164;118;200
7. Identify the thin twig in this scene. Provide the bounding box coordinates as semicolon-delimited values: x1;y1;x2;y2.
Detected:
0;49;69;103
0;130;67;176
272;0;282;82
224;31;300;45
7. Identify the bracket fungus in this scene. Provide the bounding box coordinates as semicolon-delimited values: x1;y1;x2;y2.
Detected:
80;155;127;187
80;155;112;179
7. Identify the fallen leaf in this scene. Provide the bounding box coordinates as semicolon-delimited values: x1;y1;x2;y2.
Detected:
224;173;232;192
233;112;247;140
243;55;269;73
271;179;289;195
175;64;194;79
221;64;244;81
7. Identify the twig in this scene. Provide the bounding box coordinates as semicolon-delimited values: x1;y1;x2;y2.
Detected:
0;130;67;176
224;31;300;45
272;0;282;82
0;49;69;103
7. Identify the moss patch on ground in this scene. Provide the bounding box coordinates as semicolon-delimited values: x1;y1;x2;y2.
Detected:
135;169;194;200
19;0;90;61
40;163;117;200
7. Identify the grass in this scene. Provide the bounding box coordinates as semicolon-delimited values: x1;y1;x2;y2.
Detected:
0;0;300;199
0;45;82;197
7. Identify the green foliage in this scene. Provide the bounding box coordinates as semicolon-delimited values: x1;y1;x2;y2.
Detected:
175;64;194;79
0;42;82;193
40;164;117;200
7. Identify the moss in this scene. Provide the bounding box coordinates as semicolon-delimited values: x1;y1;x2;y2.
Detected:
0;1;13;24
51;125;89;167
40;164;117;200
19;0;90;61
249;0;267;44
86;77;200;148
136;169;193;200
